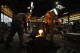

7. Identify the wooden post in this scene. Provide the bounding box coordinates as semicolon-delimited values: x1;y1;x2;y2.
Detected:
68;13;70;26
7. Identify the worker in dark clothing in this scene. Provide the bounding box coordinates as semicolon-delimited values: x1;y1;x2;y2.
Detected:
30;25;37;41
5;13;27;48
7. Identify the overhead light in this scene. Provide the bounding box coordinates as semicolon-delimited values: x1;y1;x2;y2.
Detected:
27;2;34;13
53;8;58;15
56;1;59;5
30;9;32;12
31;2;33;7
63;12;68;15
42;16;44;18
27;7;30;9
50;9;53;12
56;4;65;10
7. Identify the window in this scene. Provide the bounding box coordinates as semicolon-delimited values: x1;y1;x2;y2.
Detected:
1;13;12;23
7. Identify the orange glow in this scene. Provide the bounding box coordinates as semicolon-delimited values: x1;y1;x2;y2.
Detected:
38;29;43;35
36;29;43;38
44;11;54;25
27;15;31;19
